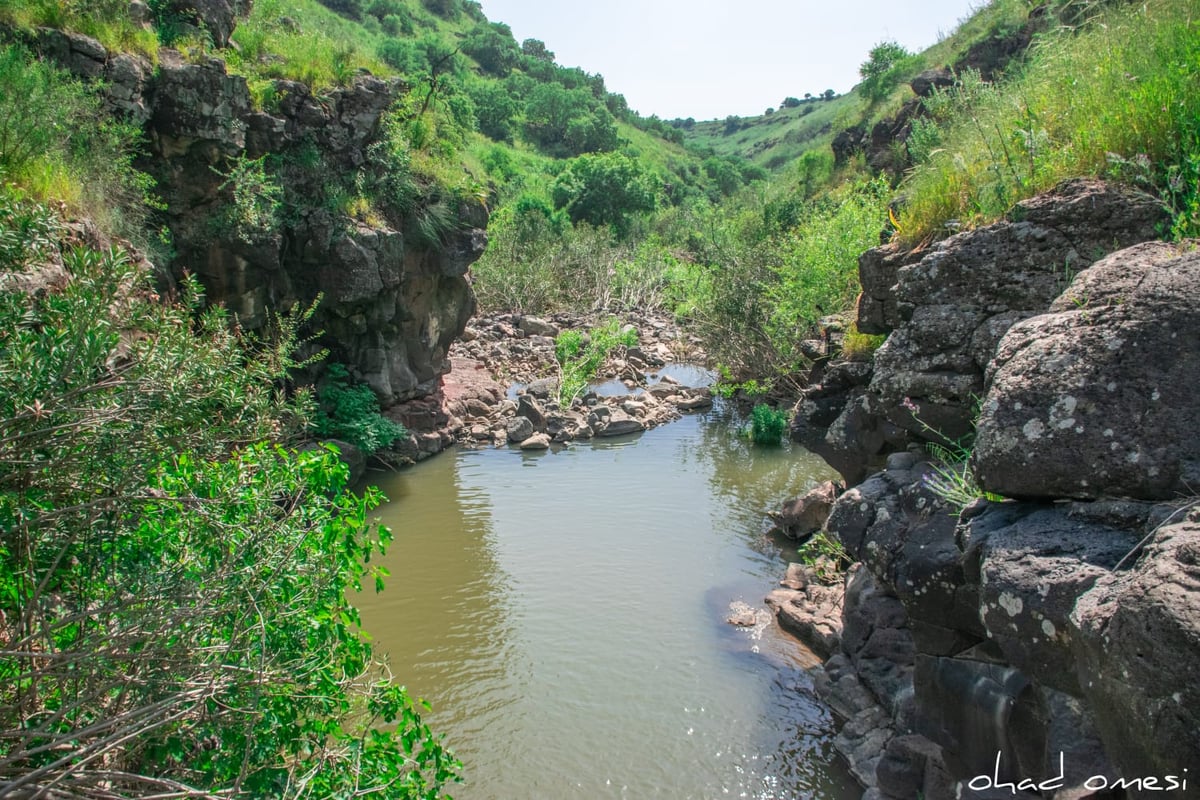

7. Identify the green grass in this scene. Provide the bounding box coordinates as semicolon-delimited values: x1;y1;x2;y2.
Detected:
0;44;158;248
683;94;856;171
898;0;1200;243
0;0;159;58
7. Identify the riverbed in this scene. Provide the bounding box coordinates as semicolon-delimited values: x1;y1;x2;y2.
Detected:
356;404;861;799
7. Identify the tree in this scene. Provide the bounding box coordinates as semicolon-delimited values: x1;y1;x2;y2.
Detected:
822;88;836;100
467;80;518;141
461;21;519;76
521;38;555;62
550;152;658;233
781;96;802;108
859;40;915;102
524;83;619;156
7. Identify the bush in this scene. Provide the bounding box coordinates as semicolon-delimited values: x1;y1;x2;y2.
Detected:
313;363;409;454
554;319;637;405
0;45;155;239
0;204;455;797
750;403;788;446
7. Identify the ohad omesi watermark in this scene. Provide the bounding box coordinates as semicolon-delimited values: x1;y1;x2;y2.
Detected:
968;752;1190;794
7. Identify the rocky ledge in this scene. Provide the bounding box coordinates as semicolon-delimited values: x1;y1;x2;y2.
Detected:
771;180;1200;800
28;8;486;408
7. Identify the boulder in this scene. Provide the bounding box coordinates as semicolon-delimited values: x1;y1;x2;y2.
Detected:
769;480;841;540
960;502;1140;694
910;68;955;97
1072;516;1200;788
519;433;551;450
595;412;645;437
869;180;1165;447
516;394;547;431
517;315;559;337
766;583;843;658
505;416;534;443
973;241;1200;500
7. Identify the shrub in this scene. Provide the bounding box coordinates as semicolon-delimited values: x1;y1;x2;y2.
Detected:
0;205;455;797
554;319;637;405
214;154;283;244
0;45;156;239
313;363;408;454
750;403;788;446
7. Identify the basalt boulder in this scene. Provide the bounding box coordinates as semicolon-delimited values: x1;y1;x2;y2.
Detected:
1072;516;1200;791
973;241;1200;500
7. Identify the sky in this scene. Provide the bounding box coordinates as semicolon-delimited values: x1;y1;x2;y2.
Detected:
476;0;983;120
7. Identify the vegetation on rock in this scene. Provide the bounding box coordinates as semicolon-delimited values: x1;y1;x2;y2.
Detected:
0;199;456;796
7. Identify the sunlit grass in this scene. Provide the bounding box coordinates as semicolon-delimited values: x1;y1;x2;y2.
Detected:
898;0;1200;243
0;0;159;58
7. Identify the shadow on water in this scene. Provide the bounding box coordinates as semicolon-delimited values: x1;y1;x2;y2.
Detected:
356;402;860;799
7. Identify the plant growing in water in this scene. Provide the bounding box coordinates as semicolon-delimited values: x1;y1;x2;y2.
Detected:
749;403;789;446
553;319;637;405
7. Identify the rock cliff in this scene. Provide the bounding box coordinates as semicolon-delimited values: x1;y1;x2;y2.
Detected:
790;180;1200;799
29;9;486;406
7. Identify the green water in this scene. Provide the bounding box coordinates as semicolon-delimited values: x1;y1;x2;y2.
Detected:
356;404;861;799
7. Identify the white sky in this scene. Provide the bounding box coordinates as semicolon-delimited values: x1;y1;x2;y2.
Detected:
477;0;984;120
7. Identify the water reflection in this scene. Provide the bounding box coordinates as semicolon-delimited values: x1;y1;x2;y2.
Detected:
356;409;858;799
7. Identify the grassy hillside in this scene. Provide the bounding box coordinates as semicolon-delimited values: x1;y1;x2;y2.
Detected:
678;0;1040;172
682;94;856;171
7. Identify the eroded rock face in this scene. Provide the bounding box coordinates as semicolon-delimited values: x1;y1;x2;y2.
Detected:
807;180;1166;484
869;180;1165;446
819;457;1184;797
33;26;486;407
1072;516;1200;788
973;241;1200;500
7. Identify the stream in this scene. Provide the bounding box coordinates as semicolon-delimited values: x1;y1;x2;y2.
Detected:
356;402;862;799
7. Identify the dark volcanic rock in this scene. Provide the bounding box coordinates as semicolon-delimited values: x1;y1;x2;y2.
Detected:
974;241;1200;500
869;180;1165;446
1072;516;1200;791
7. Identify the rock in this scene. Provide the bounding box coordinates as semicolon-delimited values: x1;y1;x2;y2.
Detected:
517;315;559;337
1072;517;1200;787
803;180;1167;482
961;503;1139;694
516;394;547;431
525;377;557;399
910;68;955;97
726;600;763;627
519;433;551;450
128;0;153;25
595;412;645;437
162;0;251;47
973;241;1200;500
769;480;841;539
766;584;843;658
505;416;534;443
